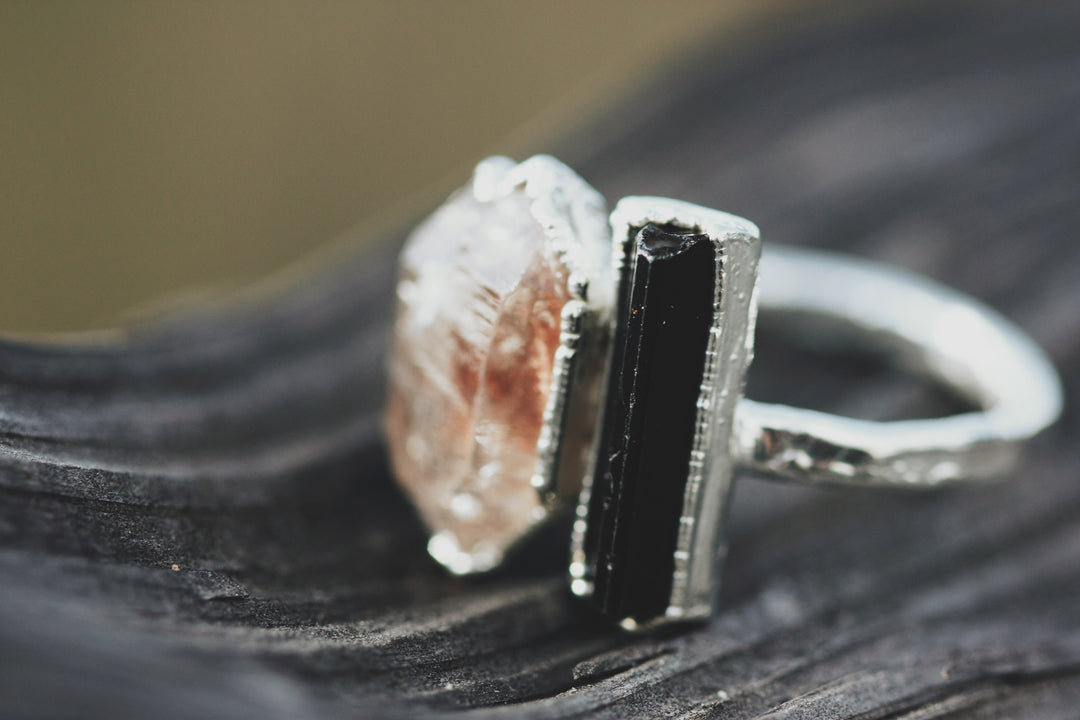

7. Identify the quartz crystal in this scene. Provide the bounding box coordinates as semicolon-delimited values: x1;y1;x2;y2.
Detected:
385;161;608;573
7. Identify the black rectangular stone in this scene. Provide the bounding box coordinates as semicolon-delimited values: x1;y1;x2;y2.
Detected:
585;223;717;625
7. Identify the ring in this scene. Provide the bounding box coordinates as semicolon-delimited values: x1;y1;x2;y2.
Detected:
384;155;1063;629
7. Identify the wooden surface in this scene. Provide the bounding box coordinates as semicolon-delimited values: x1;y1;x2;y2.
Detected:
2;2;1079;718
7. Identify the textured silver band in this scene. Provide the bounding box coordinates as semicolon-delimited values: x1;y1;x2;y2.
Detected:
736;245;1064;487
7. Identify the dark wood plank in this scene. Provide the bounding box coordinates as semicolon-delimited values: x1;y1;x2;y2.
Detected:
2;2;1079;718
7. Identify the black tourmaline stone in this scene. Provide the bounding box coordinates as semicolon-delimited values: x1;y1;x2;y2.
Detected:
585;223;716;624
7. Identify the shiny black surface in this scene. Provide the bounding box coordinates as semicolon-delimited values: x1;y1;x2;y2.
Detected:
586;224;717;623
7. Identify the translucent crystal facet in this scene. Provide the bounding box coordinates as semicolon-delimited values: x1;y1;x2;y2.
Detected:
385;161;608;573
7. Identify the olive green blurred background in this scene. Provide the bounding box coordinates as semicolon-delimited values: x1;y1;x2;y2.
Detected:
0;1;796;334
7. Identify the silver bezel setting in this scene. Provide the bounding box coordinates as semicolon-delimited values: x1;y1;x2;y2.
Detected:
570;196;761;626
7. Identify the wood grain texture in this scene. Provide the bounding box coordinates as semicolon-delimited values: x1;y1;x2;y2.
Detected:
2;2;1079;718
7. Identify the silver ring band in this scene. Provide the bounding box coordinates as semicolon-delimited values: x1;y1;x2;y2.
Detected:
737;244;1064;487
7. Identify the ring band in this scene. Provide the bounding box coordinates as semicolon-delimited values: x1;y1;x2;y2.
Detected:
739;244;1063;487
384;155;1062;629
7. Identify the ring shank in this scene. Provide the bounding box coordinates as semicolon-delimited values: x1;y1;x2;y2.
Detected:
735;245;1063;487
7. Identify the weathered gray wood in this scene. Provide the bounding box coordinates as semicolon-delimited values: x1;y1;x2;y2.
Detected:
2;2;1079;718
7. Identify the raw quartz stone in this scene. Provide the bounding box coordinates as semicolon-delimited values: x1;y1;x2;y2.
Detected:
385;183;575;573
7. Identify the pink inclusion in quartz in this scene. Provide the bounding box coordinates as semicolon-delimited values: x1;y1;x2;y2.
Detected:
385;185;573;572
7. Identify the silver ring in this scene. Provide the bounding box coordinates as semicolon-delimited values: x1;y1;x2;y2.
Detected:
384;155;1062;630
